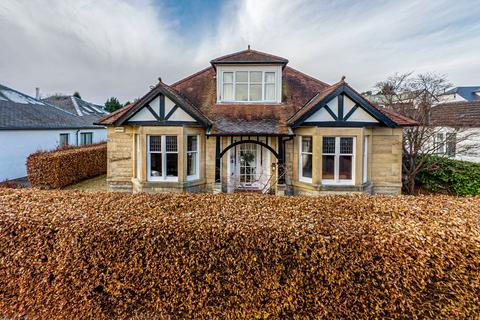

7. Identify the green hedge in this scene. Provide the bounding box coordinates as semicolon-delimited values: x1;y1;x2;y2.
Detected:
417;156;480;196
1;189;479;319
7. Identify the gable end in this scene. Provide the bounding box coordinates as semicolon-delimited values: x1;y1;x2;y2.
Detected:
117;84;210;127
291;85;397;128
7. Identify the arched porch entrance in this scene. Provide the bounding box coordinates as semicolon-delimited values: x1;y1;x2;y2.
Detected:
215;137;280;193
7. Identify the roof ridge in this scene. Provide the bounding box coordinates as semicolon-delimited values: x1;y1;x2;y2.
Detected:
436;100;480;106
210;48;288;63
70;96;84;116
170;66;213;88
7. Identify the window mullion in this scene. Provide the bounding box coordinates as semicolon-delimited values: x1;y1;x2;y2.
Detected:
335;137;340;182
247;72;250;102
262;71;265;101
162;135;166;180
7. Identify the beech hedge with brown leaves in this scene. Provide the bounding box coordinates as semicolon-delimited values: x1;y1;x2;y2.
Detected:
0;189;479;319
26;143;106;189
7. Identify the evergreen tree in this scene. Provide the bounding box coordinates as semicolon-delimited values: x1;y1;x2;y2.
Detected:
104;97;123;113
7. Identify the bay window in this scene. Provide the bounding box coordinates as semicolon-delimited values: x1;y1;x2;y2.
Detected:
187;135;199;180
299;136;312;182
147;135;178;181
220;70;277;102
322;136;355;185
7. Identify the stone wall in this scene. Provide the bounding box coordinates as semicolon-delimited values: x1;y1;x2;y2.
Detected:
370;128;403;194
106;126;134;192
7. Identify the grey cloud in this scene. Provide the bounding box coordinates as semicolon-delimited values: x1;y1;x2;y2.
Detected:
0;0;479;105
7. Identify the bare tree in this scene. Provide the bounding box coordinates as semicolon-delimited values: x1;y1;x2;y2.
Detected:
375;72;478;194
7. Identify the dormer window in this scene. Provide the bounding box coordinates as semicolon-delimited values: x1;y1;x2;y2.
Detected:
216;66;282;103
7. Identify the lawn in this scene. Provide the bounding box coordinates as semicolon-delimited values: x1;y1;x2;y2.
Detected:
63;174;107;191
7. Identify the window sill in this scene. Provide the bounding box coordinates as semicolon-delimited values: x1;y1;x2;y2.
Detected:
186;175;199;181
147;177;179;182
321;180;354;186
217;101;281;105
299;177;313;184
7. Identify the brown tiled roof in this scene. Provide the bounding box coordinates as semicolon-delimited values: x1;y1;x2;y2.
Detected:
97;52;416;132
210;48;288;65
171;66;329;134
95;100;138;125
379;107;418;126
430;101;480;127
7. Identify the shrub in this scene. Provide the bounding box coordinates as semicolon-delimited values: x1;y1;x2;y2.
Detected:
0;189;479;319
27;143;106;189
417;156;480;196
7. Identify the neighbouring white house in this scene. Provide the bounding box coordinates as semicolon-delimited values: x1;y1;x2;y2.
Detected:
439;86;480;102
430;101;480;163
0;84;108;180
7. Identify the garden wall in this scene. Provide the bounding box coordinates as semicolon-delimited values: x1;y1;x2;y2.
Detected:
0;189;479;319
27;143;107;189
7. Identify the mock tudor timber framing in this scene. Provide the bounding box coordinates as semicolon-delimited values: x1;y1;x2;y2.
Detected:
290;84;397;128
118;84;211;127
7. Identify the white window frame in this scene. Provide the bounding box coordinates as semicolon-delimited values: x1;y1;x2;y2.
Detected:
186;135;200;181
135;134;141;179
363;136;368;183
80;132;93;145
59;133;69;146
322;136;355;186
446;132;456;157
222;72;234;101
299;136;313;183
147;135;178;182
434;132;446;154
217;65;281;104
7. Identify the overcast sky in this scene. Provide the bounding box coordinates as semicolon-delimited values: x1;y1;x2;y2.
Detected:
1;0;479;104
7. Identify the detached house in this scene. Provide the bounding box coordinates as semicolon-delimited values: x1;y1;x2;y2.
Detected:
97;48;416;195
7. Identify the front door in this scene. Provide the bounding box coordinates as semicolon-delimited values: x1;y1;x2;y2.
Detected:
237;143;259;189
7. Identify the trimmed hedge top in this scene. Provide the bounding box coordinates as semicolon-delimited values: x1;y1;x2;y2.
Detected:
0;189;479;319
27;143;106;189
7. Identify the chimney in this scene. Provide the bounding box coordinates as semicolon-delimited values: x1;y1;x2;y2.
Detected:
35;87;40;100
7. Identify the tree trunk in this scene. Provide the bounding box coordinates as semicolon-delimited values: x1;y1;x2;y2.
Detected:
407;176;416;195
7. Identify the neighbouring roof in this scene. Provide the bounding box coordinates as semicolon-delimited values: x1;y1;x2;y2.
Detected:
96;51;416;133
210;48;289;66
430;101;480;127
0;84;105;130
442;86;480;101
43;95;108;116
43;95;108;127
